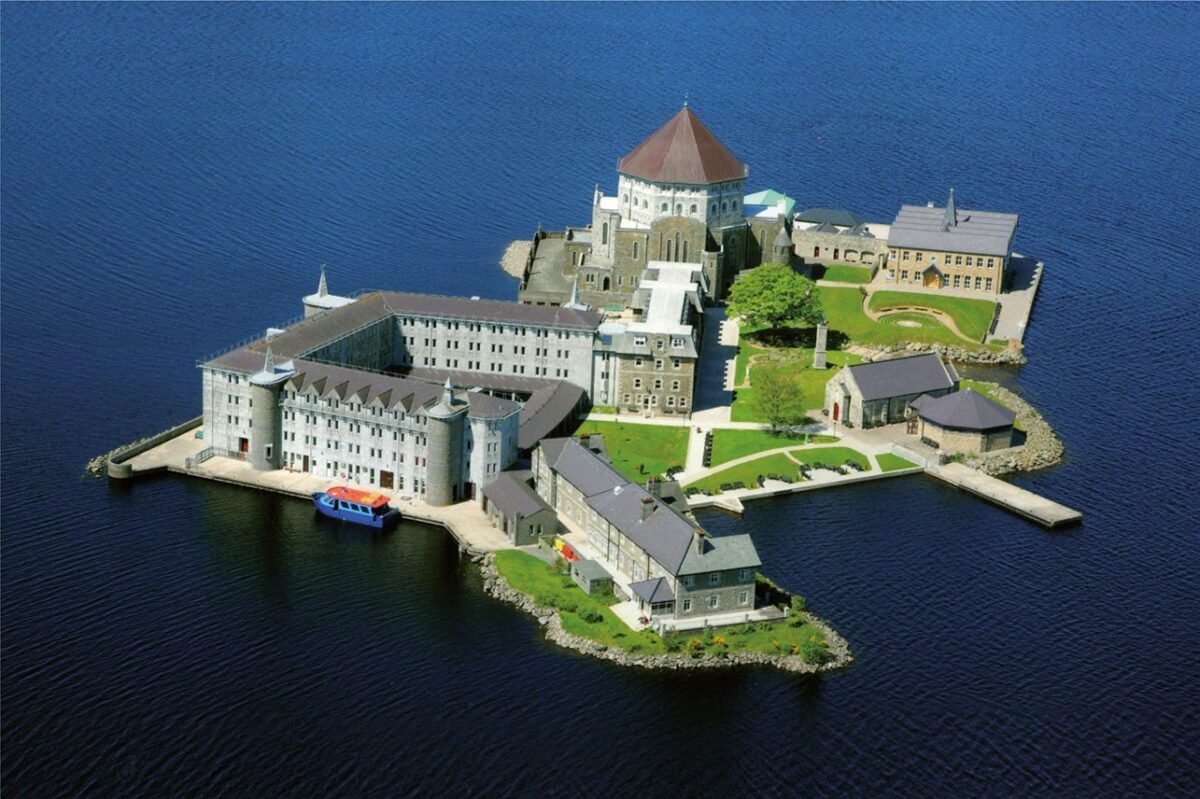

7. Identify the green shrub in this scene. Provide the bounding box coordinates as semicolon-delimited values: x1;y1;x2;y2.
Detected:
580;608;604;624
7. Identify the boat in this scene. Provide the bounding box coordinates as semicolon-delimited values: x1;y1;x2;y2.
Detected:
311;486;401;529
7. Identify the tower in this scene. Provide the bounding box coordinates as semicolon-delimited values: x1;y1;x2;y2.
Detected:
424;379;466;506
303;266;352;318
248;345;293;471
943;187;957;230
772;221;793;265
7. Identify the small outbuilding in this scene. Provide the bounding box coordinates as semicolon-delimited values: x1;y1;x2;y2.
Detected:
908;389;1016;454
824;353;958;429
571;559;614;597
481;470;560;546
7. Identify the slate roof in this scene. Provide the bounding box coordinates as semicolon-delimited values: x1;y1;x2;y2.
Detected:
573;559;613;582
617;107;747;185
381;291;600;331
888;201;1018;256
845;353;956;401
481;471;551;518
795;207;864;227
912;389;1015;431
629;577;675;604
678;534;761;576
586;485;697;574
542;437;631;498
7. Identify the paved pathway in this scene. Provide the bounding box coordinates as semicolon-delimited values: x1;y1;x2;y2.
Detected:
990;254;1041;342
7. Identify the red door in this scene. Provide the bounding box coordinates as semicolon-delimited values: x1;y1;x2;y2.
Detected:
238;437;249;453
833;402;840;422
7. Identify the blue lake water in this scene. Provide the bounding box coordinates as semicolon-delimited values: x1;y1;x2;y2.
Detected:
3;3;1198;796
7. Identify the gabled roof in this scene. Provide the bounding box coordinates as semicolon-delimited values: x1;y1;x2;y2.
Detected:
913;388;1015;431
586;485;698;575
888;192;1018;256
481;471;551;518
795;207;864;227
845;353;956;401
541;437;630;498
617;107;747;185
629;577;675;604
678;533;761;576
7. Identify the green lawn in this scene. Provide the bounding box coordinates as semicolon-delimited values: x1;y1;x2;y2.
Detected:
731;327;863;423
876;453;919;472
820;286;1002;350
494;551;666;653
818;263;875;283
571;420;689;481
959;379;1026;432
588;405;617;415
868;290;997;342
495;551;831;662
684;453;800;493
710;428;838;467
789;446;870;470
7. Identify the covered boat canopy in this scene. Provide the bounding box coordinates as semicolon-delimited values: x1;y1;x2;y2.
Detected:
326;486;390;509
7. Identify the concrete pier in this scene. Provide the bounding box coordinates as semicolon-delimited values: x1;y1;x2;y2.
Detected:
117;427;511;554
926;462;1082;528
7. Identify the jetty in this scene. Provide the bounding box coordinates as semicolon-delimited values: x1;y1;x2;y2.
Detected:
108;423;509;555
926;461;1082;528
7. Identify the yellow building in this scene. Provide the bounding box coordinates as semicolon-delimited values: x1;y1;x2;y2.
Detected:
885;189;1018;296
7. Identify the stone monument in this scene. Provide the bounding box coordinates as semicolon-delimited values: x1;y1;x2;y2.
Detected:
813;319;828;370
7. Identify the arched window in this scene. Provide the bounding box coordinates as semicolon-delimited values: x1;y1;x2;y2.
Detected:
642;199;648;209
666;240;673;260
674;232;681;261
675;204;682;214
622;194;628;203
813;246;820;258
733;200;739;210
661;202;669;212
711;203;718;214
690;204;697;213
633;241;639;260
602;276;611;291
721;201;728;212
602;222;609;245
682;241;689;260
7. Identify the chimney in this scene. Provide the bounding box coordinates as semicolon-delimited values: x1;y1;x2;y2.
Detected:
694;528;706;555
641;496;656;521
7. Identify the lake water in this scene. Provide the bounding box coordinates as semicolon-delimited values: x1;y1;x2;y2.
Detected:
3;3;1198;796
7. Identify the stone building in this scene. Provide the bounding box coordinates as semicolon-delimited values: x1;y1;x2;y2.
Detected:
592;261;705;415
884;188;1019;295
907;389;1015;454
519;105;787;309
790;207;891;270
533;436;761;623
200;280;603;504
823;353;959;429
480;469;560;545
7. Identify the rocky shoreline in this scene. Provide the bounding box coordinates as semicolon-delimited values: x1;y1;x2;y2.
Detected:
83;437;152;478
477;554;853;674
968;380;1065;476
850;341;1027;366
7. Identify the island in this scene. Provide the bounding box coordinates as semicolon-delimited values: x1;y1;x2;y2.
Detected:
95;105;1080;673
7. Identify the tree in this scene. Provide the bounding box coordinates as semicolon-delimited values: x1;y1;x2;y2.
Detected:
727;263;823;331
753;371;806;433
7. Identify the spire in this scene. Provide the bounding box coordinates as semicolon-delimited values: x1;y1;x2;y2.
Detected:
943;188;957;230
683;93;689;108
263;344;275;373
442;377;454;404
317;265;328;297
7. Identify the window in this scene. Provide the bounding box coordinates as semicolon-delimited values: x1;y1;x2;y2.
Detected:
707;595;719;609
683;599;693;612
987;258;995;268
986;278;993;291
966;256;973;266
901;270;909;281
634;357;643;367
672;380;680;391
739;590;749;606
902;251;910;262
975;277;983;290
675;204;682;214
721;201;728;212
916;252;923;262
690;204;696;213
653;378;662;390
953;275;961;288
709;573;720;586
654;359;663;369
661;202;668;212
672;357;681;368
632;241;639;259
634;335;646;346
711;203;718;214
633;378;642;389
602;223;608;245
955;255;963;265
683;575;694;588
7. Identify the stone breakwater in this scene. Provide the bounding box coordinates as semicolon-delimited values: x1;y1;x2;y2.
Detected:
84;436;154;478
477;554;853;674
852;341;1027;366
970;380;1065;476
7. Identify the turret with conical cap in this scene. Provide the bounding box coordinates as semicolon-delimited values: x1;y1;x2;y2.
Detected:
317;265;328;297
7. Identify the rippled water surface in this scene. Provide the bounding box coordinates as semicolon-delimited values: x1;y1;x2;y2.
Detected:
3;3;1198;796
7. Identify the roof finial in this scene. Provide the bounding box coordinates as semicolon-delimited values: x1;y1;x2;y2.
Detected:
943;187;957;230
442;377;453;404
683;92;689;108
318;264;328;297
263;344;275;373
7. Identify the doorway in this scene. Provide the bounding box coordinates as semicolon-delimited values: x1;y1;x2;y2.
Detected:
832;402;840;422
923;269;940;288
303;455;310;472
238;437;249;454
380;470;394;489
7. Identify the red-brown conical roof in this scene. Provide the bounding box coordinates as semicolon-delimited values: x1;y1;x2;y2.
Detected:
617;107;747;185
